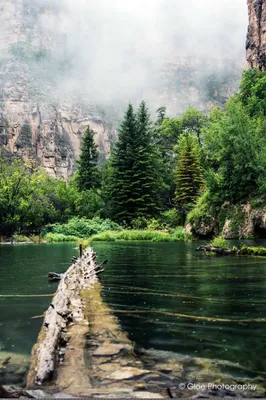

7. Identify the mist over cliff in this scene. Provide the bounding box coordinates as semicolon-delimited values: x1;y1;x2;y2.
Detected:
0;0;248;178
37;0;248;111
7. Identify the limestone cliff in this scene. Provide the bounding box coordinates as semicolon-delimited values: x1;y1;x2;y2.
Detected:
246;0;266;69
0;0;116;179
0;0;244;178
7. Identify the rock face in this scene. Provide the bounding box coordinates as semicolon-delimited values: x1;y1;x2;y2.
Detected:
157;57;244;115
0;0;244;178
0;0;116;179
246;0;266;69
187;201;266;239
222;203;266;239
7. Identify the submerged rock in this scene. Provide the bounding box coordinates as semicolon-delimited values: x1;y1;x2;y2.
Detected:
0;352;29;386
107;367;150;381
93;343;131;357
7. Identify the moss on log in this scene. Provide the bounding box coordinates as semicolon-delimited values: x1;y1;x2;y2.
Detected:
27;247;98;387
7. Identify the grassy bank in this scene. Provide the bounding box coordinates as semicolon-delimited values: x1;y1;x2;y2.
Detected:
43;228;192;244
79;228;192;247
43;233;79;242
41;217;193;244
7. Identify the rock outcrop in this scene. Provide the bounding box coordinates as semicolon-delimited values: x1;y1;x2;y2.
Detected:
0;0;244;178
0;0;116;179
246;0;266;69
187;201;266;240
222;203;266;239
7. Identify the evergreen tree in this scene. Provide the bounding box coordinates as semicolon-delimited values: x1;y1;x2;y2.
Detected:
108;102;160;224
76;126;99;191
135;101;161;215
155;106;166;126
174;133;203;216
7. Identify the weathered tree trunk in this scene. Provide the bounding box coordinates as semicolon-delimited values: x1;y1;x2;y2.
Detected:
26;248;169;398
27;247;99;386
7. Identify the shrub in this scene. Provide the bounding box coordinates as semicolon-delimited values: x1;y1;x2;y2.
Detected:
170;227;193;241
209;236;229;248
146;219;161;230
13;234;30;243
44;233;78;242
131;217;149;229
43;217;121;239
187;190;216;229
159;209;183;228
240;245;266;256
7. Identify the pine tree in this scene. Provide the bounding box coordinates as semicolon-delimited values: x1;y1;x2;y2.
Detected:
134;101;160;216
108;102;160;224
174;133;203;214
76;126;99;191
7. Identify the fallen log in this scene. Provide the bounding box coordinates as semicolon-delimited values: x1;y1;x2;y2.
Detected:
196;245;238;255
27;250;175;398
27;247;100;386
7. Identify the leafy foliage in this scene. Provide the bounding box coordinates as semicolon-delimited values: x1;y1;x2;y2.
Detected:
203;98;266;203
43;217;121;239
209;236;228;248
180;107;208;145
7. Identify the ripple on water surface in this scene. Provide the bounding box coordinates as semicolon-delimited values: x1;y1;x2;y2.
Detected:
1;240;266;384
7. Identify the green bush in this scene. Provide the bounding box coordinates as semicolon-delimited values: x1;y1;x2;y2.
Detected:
43;217;121;239
170;227;193;241
186;190;216;232
131;217;149;229
240;245;266;256
13;234;30;243
131;211;183;231
159;209;183;228
44;233;78;243
209;236;229;248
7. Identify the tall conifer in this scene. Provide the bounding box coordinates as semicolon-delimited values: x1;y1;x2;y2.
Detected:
108;102;160;224
76;126;99;191
174;133;203;213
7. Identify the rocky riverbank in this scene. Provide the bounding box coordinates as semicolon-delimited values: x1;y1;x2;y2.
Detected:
186;202;266;239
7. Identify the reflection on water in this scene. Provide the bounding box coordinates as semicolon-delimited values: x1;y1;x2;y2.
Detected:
0;243;78;356
94;241;266;375
1;240;266;385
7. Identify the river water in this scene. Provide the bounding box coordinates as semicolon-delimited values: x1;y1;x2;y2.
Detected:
1;240;266;385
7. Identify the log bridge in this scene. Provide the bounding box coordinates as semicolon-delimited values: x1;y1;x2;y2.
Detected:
26;247;171;398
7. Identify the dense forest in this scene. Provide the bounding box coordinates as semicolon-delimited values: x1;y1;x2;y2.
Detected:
1;69;266;241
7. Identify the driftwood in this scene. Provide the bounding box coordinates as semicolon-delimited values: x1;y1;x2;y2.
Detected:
48;272;63;280
196;245;238;255
28;248;101;386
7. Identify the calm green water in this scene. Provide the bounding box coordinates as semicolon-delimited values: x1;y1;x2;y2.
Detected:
0;243;78;355
1;240;266;382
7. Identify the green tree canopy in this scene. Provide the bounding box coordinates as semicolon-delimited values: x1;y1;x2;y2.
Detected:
239;69;266;118
180;107;208;145
202;98;266;203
